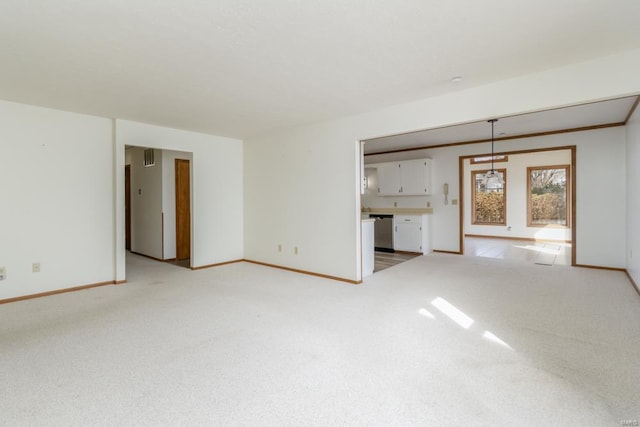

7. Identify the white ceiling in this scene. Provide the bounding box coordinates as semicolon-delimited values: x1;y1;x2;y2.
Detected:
0;1;639;139
364;96;638;154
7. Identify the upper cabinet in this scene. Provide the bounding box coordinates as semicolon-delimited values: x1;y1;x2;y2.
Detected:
376;162;403;195
376;159;432;196
401;159;432;195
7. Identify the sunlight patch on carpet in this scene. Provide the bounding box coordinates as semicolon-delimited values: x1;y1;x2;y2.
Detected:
483;330;513;350
417;308;435;319
431;297;474;329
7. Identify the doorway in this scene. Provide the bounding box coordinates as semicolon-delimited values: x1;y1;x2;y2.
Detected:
459;146;576;266
124;147;193;268
175;159;191;265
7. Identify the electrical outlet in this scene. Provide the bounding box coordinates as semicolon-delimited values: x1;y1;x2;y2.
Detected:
278;244;282;252
0;267;6;280
294;246;298;255
32;263;40;273
394;202;397;207
427;202;431;208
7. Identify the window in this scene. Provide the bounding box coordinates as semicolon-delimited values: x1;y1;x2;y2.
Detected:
527;165;569;227
470;155;508;165
472;169;506;225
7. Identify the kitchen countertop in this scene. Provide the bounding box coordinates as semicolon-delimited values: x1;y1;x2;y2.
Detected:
362;207;433;215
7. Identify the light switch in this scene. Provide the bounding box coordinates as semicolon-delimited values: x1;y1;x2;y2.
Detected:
452;199;458;205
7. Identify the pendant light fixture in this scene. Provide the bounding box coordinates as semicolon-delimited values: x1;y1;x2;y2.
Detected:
482;119;504;189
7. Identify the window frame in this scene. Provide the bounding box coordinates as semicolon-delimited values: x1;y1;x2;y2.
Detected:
471;168;507;226
470;155;509;165
527;164;570;228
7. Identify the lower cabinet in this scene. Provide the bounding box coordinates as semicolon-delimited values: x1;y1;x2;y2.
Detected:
393;215;431;254
361;219;375;277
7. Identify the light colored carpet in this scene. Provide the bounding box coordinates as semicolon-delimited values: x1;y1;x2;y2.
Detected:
1;253;639;426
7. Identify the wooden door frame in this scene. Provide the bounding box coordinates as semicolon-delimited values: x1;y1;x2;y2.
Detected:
458;145;576;266
175;159;191;263
125;164;131;251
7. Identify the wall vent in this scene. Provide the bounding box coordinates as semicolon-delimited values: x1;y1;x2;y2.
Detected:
143;149;155;167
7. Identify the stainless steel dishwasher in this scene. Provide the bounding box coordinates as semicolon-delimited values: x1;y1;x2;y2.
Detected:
372;214;394;252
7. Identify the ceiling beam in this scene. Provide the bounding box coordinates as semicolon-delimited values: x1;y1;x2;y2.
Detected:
364;122;625;157
624;96;640;124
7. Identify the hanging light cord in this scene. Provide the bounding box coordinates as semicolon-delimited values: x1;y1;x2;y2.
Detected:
489;119;497;172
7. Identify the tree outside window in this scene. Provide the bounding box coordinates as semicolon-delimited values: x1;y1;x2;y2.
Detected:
472;169;506;225
527;165;569;227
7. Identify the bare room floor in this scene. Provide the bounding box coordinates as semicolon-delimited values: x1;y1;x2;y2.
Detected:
1;252;638;425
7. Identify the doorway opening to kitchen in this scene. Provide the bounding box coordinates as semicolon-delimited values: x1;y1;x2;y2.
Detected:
359;141;430;276
358;96;636;278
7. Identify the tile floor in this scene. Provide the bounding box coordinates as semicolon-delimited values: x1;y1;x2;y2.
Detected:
465;236;572;266
374;251;420;272
374;237;572;273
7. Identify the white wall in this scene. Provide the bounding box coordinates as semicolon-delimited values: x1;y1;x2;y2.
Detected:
129;147;163;259
464;150;572;241
125;147;133;165
0;105;241;299
627;105;640;285
245;50;640;281
244;126;362;280
162;149;193;260
0;100;114;299
115;120;243;271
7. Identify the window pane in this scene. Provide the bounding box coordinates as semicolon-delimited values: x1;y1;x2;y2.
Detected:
528;167;568;226
471;155;508;164
472;169;506;225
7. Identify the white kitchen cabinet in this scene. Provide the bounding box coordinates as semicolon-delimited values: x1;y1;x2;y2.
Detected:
393;215;431;254
401;159;432;195
376;159;432;196
361;218;375;277
376;162;402;195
